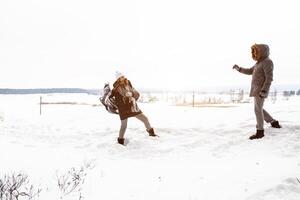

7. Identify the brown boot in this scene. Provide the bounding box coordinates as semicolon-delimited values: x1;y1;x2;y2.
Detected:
249;130;264;140
147;128;158;137
117;138;125;145
271;120;281;128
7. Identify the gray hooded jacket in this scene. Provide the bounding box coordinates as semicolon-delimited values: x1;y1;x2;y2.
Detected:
239;44;273;97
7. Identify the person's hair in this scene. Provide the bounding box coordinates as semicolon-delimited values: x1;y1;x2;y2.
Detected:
117;77;129;86
251;44;258;53
113;77;130;92
251;44;260;61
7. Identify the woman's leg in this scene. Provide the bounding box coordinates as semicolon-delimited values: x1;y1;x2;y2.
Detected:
135;113;152;130
119;118;128;139
135;113;157;136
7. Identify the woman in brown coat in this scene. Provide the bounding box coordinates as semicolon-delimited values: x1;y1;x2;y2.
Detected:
109;72;157;145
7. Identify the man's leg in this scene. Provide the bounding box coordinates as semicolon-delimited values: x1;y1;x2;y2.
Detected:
263;108;281;128
250;97;265;140
254;97;265;130
263;109;274;123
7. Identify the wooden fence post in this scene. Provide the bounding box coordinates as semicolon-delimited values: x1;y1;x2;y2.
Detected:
192;91;195;107
40;96;42;115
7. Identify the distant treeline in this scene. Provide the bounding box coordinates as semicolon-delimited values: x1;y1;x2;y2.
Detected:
0;88;99;95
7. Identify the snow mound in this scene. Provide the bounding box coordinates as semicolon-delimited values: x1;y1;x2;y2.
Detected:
247;178;300;200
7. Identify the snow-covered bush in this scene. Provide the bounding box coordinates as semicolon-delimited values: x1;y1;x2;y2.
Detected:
56;161;95;200
0;173;41;200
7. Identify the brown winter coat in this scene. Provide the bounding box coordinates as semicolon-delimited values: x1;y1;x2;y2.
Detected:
239;44;274;97
109;79;142;120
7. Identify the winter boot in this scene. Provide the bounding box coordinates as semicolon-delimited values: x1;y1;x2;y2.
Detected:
147;128;158;137
117;138;125;145
271;120;281;128
249;130;264;140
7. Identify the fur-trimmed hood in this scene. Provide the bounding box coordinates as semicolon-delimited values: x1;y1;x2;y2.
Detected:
252;44;270;61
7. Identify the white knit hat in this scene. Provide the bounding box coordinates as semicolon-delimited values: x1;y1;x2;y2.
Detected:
115;71;124;80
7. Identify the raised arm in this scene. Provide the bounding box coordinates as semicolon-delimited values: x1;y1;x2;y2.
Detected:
233;64;254;75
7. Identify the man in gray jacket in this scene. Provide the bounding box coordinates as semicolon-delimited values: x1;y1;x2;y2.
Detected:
233;44;281;140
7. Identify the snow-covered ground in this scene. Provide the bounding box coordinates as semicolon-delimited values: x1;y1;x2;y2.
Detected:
0;94;300;200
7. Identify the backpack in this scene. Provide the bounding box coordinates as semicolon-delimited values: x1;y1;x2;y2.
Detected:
99;83;119;114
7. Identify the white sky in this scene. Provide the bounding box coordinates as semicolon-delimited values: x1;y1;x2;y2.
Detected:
1;0;300;90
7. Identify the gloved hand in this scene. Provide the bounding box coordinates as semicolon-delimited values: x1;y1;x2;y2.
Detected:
232;64;240;71
259;90;267;98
